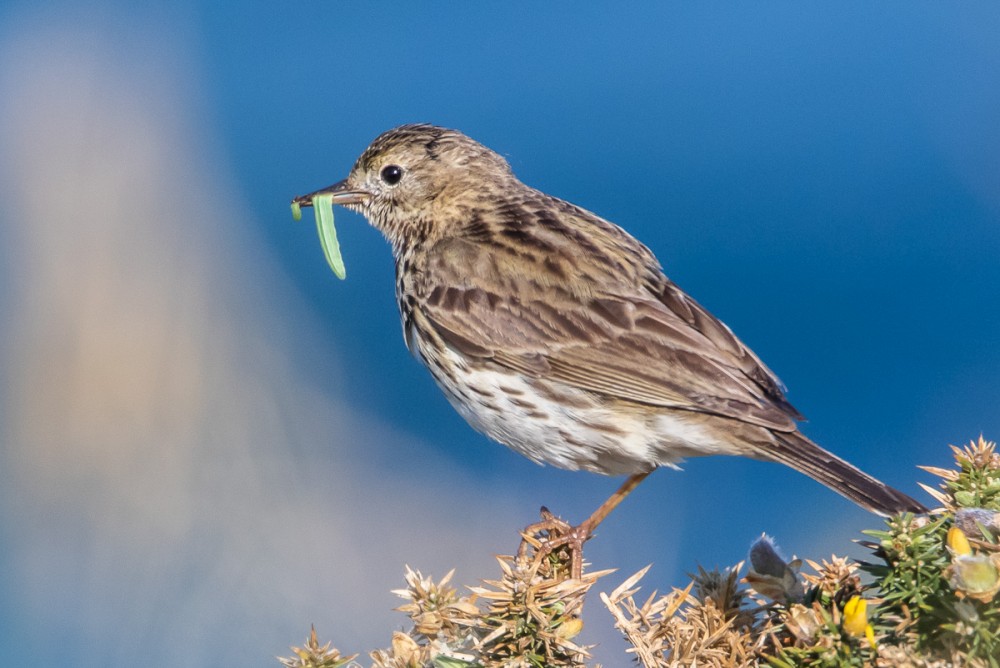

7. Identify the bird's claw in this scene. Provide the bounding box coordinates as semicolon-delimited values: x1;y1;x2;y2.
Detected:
517;507;594;579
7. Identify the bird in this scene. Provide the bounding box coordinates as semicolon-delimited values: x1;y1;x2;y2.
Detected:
293;124;926;570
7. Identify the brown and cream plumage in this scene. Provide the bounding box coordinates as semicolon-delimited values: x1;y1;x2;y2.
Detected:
294;123;925;523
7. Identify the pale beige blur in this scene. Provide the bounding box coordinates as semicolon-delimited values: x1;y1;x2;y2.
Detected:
0;17;523;664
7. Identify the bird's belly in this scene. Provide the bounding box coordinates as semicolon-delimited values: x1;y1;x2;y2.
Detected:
419;344;732;475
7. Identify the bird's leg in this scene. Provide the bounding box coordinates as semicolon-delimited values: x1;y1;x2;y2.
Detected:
518;470;653;579
579;470;652;536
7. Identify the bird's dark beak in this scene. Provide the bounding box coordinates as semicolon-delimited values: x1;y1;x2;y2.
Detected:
292;179;371;208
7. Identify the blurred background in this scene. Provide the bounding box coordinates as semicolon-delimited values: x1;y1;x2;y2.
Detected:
1;2;998;665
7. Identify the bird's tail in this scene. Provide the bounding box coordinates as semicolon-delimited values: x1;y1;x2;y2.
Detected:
768;431;927;516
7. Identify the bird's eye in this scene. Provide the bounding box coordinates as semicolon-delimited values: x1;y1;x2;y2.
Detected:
380;164;403;185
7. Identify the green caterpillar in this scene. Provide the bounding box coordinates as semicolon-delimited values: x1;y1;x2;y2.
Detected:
292;194;346;280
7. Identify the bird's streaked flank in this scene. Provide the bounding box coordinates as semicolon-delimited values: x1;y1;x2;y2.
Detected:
293;124;926;573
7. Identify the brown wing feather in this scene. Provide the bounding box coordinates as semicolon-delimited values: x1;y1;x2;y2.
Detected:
411;200;803;432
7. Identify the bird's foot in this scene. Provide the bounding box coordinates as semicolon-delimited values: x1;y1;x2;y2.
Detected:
517;506;595;580
516;472;652;580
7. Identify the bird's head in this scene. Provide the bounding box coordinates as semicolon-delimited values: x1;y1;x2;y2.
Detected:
293;124;515;252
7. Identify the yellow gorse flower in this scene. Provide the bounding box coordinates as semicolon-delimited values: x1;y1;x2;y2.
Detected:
843;595;876;646
948;526;973;556
842;595;867;635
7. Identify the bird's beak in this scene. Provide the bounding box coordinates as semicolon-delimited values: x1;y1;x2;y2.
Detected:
292;179;372;208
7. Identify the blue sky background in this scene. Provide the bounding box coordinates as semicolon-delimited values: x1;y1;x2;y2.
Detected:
1;2;998;665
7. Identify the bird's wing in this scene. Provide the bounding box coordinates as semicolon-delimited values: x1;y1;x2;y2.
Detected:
415;234;801;432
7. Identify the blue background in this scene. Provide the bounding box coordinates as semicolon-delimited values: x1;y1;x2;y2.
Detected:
1;2;998;665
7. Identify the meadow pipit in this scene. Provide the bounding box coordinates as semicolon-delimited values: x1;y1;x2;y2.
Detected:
293;124;925;571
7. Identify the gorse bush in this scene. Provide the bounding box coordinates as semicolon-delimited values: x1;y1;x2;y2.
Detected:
280;437;1000;668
